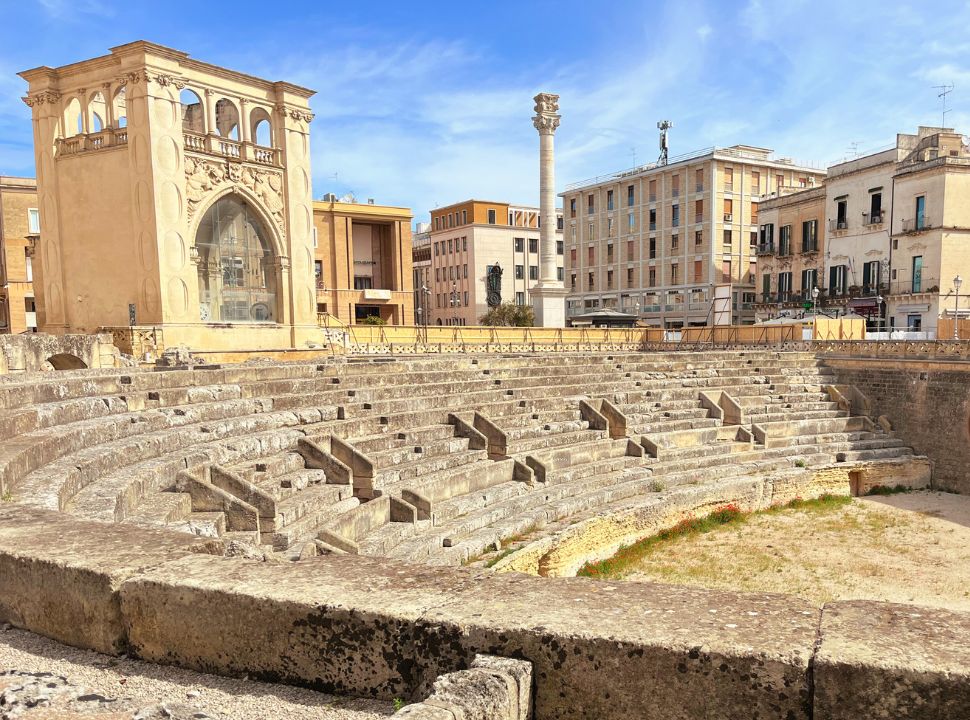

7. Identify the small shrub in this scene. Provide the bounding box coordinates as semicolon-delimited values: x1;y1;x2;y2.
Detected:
794;459;807;468
0;492;11;503
393;698;405;712
359;315;387;326
649;479;666;492
864;484;912;496
485;547;516;568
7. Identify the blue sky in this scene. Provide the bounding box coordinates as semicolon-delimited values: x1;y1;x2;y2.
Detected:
2;0;969;224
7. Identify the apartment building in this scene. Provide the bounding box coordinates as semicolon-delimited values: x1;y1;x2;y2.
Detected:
313;197;414;325
427;200;564;326
0;176;38;334
561;146;825;328
754;186;825;322
411;224;432;324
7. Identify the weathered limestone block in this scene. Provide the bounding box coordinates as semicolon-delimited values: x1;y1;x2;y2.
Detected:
814;600;970;719
471;655;532;720
0;505;220;654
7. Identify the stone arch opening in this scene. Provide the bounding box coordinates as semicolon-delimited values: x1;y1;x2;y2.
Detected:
64;97;82;137
113;86;127;128
251;107;272;147
88;91;106;132
180;88;205;134
195;194;278;323
214;98;239;140
46;353;88;371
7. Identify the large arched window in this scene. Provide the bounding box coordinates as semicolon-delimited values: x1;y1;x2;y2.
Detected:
180;88;205;134
195;196;278;323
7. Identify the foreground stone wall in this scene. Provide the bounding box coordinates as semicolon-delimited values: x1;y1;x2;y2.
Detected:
822;356;970;494
1;504;968;720
0;332;119;373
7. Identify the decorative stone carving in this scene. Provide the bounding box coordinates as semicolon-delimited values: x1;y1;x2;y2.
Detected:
184;155;286;234
274;103;314;124
532;92;561;135
22;90;62;107
151;73;186;90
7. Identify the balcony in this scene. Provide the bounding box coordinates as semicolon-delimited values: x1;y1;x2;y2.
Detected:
828;219;848;232
801;240;819;253
863;212;885;226
723;213;733;222
55;127;128;156
695;184;704;193
777;243;792;257
756;243;776;255
889;278;939;295
901;218;933;233
183;131;282;166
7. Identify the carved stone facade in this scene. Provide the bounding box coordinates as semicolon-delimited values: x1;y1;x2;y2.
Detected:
19;41;318;352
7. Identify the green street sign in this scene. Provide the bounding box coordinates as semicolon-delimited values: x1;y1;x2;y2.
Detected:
803;302;812;310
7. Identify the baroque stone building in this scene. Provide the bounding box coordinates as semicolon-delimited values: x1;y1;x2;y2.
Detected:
19;41;318;353
0;176;38;333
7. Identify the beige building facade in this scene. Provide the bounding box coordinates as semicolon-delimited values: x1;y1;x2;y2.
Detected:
427;200;563;326
411;226;431;324
561;146;825;327
0;177;38;334
19;41;317;353
753;186;826;322
312;198;413;325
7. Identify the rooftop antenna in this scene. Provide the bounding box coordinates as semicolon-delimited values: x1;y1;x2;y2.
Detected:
848;141;863;158
657;120;672;166
933;83;954;127
631;146;637;168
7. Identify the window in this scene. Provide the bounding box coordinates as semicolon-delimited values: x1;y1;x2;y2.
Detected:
915;196;926;230
649;237;656;259
515;291;525;306
588;246;595;264
723;198;733;221
648;268;656;287
836;198;847;229
588;272;594;290
529;265;538;280
557;216;564;230
860;261;880;294
750;202;758;224
462;210;467;225
557;240;564;255
778;271;792;299
434;242;439;256
723;167;734;191
448;239;453;253
435;268;440;282
436;294;441;308
570;273;577;289
762;273;771;300
648;179;657;202
449;266;454;281
912;256;923;292
195;195;277;323
529;238;538;253
671;264;679;284
829;264;849;296
627;213;635;232
672;204;680;227
649;208;657;231
314;260;323;287
801;220;818;252
722;260;733;283
695;230;703;246
779;225;792;256
487;208;496;224
751;171;760;195
353;275;373;290
671;234;679;251
627;184;635;206
27;208;40;234
587;194;595;214
722;229;732;246
607;189;614;211
801;269;818;297
463;264;468;279
448;213;454;228
671;175;680;197
588;222;594;239
694;199;703;223
607;243;614;262
570;198;577;218
624;267;632;287
776;174;784;191
570;248;577;264
869;191;883;222
557;267;564;281
607;269;614;288
694;260;703;282
463;237;467;252
608;218;614;236
750;230;758;247
515;264;524;279
627;240;634;260
695;168;704;192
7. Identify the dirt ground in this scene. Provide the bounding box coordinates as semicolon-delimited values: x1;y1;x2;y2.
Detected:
625;491;970;611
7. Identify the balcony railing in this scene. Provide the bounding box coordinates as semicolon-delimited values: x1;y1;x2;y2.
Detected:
756;244;776;255
182;131;283;165
901;218;933;233
863;213;885;226
889;278;939;295
55;127;129;157
829;219;848;232
801;240;819;253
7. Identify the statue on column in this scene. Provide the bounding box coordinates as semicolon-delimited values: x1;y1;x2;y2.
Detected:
486;264;503;307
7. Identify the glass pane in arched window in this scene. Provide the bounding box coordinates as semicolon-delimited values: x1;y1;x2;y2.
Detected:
195;196;277;323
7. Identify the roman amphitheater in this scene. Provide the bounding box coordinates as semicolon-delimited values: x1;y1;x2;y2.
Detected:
2;334;969;719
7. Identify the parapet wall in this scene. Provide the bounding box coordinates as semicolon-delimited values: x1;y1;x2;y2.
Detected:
1;504;968;720
822;354;970;494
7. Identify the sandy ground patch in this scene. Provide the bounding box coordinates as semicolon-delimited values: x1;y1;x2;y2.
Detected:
0;624;393;719
625;491;970;611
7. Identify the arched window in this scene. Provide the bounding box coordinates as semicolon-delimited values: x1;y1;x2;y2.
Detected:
251;107;272;147
88;91;106;132
195;196;277;323
214;98;239;140
64;97;82;137
180;88;205;134
113;86;127;128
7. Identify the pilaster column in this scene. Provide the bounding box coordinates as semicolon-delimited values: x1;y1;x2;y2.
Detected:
103;82;115;129
530;92;567;328
239;98;251;142
204;88;216;135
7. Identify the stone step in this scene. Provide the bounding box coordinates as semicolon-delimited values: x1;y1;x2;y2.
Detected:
263;495;361;550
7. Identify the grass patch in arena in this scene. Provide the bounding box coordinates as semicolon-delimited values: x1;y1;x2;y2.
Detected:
577;494;851;580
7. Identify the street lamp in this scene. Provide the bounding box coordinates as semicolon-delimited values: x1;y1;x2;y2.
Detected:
954;275;963;340
420;284;431;327
811;285;819;316
876;294;884;336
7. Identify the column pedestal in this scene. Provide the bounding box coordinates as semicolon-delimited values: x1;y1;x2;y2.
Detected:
531;283;569;328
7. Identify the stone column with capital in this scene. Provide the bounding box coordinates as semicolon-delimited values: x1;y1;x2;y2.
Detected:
531;92;567;328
